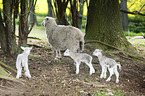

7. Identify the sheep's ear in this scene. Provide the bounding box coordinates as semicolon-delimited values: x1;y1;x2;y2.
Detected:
29;47;32;50
66;49;69;51
21;46;25;50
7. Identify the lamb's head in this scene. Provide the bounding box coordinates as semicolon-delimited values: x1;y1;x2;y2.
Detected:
93;49;102;57
21;46;32;55
64;49;71;56
41;17;57;27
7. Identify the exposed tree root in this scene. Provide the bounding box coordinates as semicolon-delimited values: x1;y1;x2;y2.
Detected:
85;40;145;62
0;61;17;74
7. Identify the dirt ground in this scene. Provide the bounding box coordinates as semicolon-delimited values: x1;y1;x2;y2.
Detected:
0;43;145;96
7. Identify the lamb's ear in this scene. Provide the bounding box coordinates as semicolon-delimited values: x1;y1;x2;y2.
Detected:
29;47;32;50
21;46;25;50
99;49;102;52
66;49;69;51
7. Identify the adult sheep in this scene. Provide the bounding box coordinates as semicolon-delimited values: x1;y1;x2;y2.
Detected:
42;17;85;59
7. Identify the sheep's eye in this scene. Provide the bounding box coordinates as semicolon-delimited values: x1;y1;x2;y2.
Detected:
46;18;49;21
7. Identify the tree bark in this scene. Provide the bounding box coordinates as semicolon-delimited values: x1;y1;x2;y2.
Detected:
0;9;7;53
85;0;135;52
29;0;38;26
19;0;29;47
3;0;17;55
70;0;79;27
54;0;70;25
47;0;53;17
78;0;84;28
120;0;129;32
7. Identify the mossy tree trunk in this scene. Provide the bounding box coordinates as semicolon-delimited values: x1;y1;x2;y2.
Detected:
3;0;17;55
19;0;29;47
0;9;7;53
85;0;135;52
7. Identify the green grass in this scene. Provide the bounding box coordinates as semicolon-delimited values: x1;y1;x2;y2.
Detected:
28;26;47;41
124;31;144;36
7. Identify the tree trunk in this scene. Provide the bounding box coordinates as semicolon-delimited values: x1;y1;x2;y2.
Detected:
0;9;7;53
70;0;79;27
29;0;38;26
3;0;17;55
55;0;70;25
19;0;29;47
120;0;129;32
78;0;84;28
47;0;53;17
85;0;135;52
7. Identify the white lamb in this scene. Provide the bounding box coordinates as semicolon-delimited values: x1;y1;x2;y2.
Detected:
64;49;95;75
93;49;121;83
42;17;85;59
16;46;32;78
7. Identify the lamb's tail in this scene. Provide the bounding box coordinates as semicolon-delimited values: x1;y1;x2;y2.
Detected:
117;62;121;71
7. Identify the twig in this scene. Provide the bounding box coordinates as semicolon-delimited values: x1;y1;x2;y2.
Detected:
120;9;145;16
138;4;145;13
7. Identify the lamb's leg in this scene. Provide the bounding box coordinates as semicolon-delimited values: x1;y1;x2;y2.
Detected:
86;62;95;75
55;50;59;59
114;66;119;83
100;65;105;78
58;50;62;58
103;66;107;78
106;67;114;82
16;67;22;78
16;58;22;78
76;62;80;74
23;62;31;78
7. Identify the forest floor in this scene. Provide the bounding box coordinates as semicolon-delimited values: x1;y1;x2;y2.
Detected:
0;38;145;96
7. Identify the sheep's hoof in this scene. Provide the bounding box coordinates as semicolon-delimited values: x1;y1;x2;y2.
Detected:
76;72;79;75
103;76;106;79
116;80;119;83
58;56;62;59
16;76;19;79
100;76;103;79
54;57;58;60
106;78;111;82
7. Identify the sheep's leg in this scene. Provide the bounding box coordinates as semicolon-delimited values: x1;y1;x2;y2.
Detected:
114;66;119;83
100;65;105;78
106;67;114;82
55;50;59;59
23;61;31;78
76;62;80;74
103;66;107;78
16;67;22;78
16;58;22;78
58;50;62;58
86;62;95;75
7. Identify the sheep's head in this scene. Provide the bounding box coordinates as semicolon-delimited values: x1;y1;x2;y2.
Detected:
41;17;57;27
64;49;71;56
21;46;32;55
93;49;102;57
